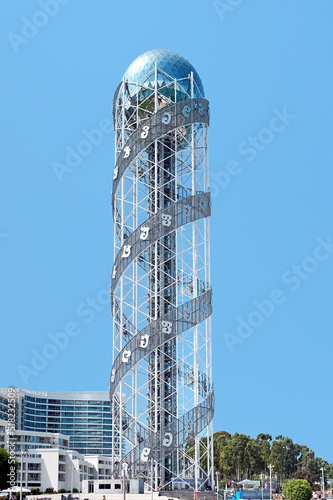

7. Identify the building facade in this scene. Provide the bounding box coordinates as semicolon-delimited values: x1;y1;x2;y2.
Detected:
0;416;117;492
0;393;9;421
0;389;115;456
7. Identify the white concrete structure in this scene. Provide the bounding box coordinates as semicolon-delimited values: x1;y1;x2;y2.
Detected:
0;420;121;493
2;444;95;492
83;455;112;481
28;494;154;500
37;448;95;492
0;423;70;453
82;478;144;495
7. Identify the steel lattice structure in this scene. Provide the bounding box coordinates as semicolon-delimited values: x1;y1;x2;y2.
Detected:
110;50;214;491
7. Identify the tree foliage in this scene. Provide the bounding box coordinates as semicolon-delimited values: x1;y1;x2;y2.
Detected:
0;449;17;490
213;431;331;486
269;436;302;484
282;479;313;500
189;430;332;489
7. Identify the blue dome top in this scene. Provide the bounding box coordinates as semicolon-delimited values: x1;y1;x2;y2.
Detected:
123;49;204;97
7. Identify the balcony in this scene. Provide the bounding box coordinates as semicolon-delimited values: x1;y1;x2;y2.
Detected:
27;473;40;481
28;464;41;471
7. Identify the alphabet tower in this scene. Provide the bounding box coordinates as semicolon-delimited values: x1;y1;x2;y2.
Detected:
110;49;214;491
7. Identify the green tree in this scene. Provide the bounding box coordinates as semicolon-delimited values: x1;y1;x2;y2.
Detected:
219;448;233;480
270;436;301;485
245;439;263;478
227;433;251;480
256;434;272;475
214;431;233;479
297;446;319;475
326;463;333;480
0;449;18;490
209;430;332;488
282;479;312;500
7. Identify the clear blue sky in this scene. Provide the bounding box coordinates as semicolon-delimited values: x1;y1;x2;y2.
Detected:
1;0;332;463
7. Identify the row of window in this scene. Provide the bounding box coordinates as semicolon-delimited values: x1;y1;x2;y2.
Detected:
24;409;110;416
24;422;112;429
25;417;110;423
24;398;109;406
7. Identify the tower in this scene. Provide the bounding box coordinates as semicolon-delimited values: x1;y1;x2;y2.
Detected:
110;49;214;491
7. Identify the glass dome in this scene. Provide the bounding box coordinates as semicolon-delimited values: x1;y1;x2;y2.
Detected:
123;49;205;98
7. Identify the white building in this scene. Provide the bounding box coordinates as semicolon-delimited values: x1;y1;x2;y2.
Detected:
30;448;95;492
83;455;112;481
0;389;125;493
0;419;68;452
0;420;119;493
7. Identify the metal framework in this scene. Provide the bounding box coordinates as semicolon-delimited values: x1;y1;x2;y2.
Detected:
110;51;214;491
